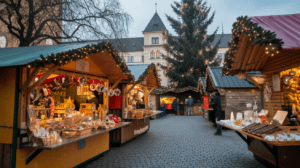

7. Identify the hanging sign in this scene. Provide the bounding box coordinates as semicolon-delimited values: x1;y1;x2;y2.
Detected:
76;60;89;72
203;95;209;110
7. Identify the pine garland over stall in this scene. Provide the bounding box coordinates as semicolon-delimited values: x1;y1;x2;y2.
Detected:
222;16;284;76
26;42;135;81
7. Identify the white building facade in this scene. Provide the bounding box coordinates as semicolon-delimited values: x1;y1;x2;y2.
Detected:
118;12;231;87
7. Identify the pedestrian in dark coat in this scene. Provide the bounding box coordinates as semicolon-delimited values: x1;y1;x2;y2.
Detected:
213;91;222;135
172;99;177;114
187;96;194;116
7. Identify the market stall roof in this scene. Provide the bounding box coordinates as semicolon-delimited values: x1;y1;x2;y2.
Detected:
128;63;161;88
0;42;135;83
127;64;150;80
197;77;206;95
206;66;259;94
152;86;198;95
223;13;300;76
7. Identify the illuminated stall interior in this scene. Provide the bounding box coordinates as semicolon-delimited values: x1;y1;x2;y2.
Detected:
109;64;161;147
0;42;134;168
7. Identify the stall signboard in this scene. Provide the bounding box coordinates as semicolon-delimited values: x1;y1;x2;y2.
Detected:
203;95;209;110
166;104;172;110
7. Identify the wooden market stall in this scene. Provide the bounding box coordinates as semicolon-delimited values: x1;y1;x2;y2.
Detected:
109;64;162;146
0;42;136;168
152;86;201;115
221;13;300;168
204;66;262;122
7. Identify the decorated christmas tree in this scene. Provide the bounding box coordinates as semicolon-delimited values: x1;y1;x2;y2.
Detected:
161;0;222;88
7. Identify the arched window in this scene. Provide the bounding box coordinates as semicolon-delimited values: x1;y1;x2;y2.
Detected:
150;50;155;59
156;50;160;58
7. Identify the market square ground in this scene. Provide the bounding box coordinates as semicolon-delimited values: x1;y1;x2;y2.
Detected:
81;115;267;168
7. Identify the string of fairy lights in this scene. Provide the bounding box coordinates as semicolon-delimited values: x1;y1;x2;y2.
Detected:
26;42;135;81
223;16;284;76
135;63;161;87
152;86;198;94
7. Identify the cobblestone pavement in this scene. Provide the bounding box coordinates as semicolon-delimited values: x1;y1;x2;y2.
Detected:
81;115;266;168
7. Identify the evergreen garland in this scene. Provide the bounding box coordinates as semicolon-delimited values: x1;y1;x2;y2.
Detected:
135;63;161;87
223;16;284;76
26;42;135;81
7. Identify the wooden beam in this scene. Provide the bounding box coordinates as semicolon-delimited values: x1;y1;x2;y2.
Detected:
20;67;42;94
241;44;254;70
146;87;156;95
236;35;251;70
121;84;126;118
255;54;269;70
232;35;246;70
245;45;261;70
125;83;138;95
250;44;265;70
27;65;59;93
111;77;123;90
244;73;262;90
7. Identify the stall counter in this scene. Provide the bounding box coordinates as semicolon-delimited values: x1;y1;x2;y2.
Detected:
18;122;130;168
216;121;300;168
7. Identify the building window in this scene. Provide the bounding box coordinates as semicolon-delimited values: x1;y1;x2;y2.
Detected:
150;50;155;59
127;56;131;63
131;56;134;62
157;65;160;70
142;55;144;62
156;50;160;59
152;37;159;44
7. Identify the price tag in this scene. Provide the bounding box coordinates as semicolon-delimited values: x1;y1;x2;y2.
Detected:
89;117;92;121
82;113;84;116
92;106;95;110
68;114;72;118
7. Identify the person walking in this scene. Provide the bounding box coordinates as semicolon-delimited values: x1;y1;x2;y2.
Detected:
213;91;222;135
187;96;194;116
172;99;178;115
160;100;166;117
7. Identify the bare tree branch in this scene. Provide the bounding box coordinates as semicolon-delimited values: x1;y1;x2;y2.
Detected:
0;0;132;46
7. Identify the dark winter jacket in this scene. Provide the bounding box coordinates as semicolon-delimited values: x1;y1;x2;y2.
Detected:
187;97;194;107
212;93;222;120
172;100;177;111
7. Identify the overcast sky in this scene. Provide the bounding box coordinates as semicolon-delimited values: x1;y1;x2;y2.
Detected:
119;0;300;37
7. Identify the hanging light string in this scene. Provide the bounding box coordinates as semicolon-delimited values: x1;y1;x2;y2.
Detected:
223;16;283;76
26;42;135;81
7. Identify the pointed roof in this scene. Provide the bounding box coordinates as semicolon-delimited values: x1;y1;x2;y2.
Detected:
143;13;167;32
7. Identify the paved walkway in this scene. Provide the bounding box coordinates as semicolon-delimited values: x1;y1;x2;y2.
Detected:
81;115;266;168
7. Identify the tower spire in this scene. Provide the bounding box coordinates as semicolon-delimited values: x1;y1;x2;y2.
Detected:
222;22;224;34
155;3;157;13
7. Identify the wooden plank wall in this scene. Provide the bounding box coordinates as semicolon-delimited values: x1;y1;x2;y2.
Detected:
225;89;262;119
0;143;12;168
261;51;300;114
262;75;282;112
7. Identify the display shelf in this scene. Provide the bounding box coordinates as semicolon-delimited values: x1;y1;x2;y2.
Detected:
124;110;163;120
216;121;300;146
21;122;131;150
